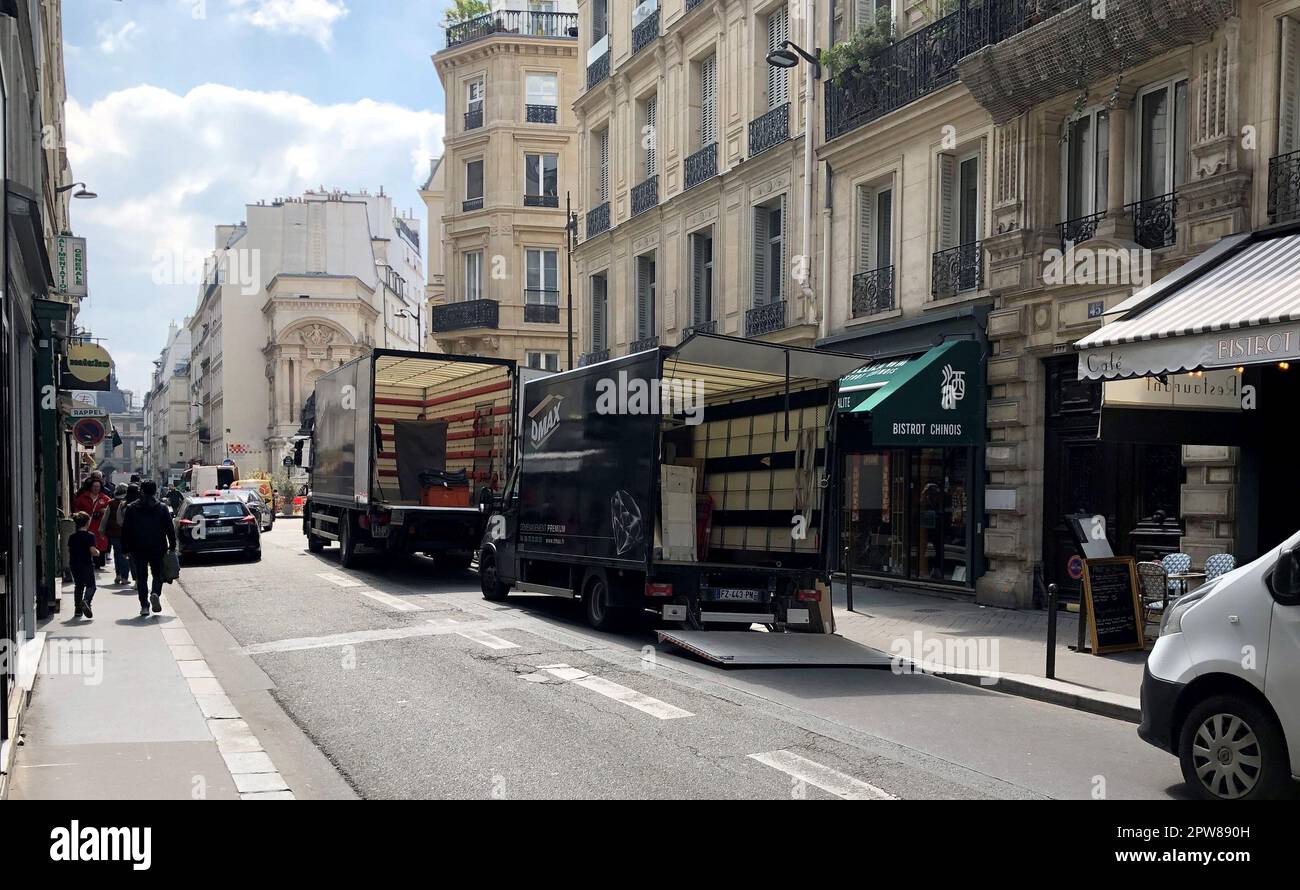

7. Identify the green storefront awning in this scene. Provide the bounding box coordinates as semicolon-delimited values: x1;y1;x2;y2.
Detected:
836;339;982;447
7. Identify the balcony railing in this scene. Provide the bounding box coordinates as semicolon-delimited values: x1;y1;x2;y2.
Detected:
749;103;789;157
524;299;561;323
745;301;786;337
1057;210;1106;249
684;142;718;191
579;348;611;367
587;49;611;90
445;10;578;48
464;109;483;131
1127;193;1178;251
852;266;896;318
429;299;499;333
393;216;420;251
686;0;708;10
525;104;557;124
462;196;484;213
932;242;984;299
586;202;611;238
682;319;717;338
1269;150;1300;224
631;8;660;56
524;193;560;208
631;175;659;217
630;335;660;352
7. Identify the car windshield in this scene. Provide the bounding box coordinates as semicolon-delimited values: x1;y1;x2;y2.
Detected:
188;502;245;519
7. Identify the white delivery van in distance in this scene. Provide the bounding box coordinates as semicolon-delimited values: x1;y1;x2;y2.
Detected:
1139;530;1300;799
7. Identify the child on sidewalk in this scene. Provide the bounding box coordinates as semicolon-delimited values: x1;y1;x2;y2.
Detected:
68;511;98;619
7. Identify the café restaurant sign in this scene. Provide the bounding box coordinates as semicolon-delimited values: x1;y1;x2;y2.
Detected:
1103;368;1248;412
54;235;87;298
1079;323;1300;381
62;340;114;392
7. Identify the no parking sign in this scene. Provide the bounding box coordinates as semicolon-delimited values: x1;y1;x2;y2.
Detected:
73;418;105;448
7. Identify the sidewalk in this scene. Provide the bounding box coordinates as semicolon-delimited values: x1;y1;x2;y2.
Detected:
831;580;1146;722
6;571;295;800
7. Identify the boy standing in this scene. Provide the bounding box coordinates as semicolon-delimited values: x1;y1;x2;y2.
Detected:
68;511;98;619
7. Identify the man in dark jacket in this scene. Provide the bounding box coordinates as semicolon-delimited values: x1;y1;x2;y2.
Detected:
122;480;177;617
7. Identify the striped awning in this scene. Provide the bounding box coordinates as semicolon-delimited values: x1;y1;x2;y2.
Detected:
1076;228;1300;380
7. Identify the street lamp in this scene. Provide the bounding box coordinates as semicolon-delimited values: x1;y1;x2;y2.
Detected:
396;306;423;351
765;40;821;81
56;181;98;200
564;194;578;371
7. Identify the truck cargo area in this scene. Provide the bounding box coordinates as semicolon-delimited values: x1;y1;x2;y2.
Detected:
656;629;893;667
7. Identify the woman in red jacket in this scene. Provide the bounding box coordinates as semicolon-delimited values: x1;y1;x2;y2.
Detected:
73;477;112;567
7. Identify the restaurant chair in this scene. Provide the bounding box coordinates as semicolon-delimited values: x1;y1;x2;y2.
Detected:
1137;561;1170;628
1161;552;1192;595
1204;552;1236;583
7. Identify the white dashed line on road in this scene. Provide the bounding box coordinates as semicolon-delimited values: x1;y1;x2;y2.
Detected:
748;750;896;800
358;588;424;612
522;664;694;720
243;618;520;655
454;628;519;650
316;572;363;588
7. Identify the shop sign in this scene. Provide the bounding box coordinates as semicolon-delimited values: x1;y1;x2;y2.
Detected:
55;235;88;298
62;340;114;392
1103;369;1250;412
1079;324;1300;381
867;340;984;448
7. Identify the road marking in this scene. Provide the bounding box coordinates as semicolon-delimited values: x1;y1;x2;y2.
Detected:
455;628;519;650
748;750;896;800
316;572;363;588
358;588;424;612
243;618;519;655
529;664;693;720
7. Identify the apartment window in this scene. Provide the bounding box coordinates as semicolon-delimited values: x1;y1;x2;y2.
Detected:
463;250;484;301
467;79;484;115
590;274;608;350
525;249;560;304
690;229;714;326
767;6;790;109
466;159;484;203
1063;109;1110;221
592;0;608;41
855;182;893;272
526;72;559;123
1280;16;1300;153
527;351;561;372
597;128;610;201
636;253;657;339
938;151;981;249
699;54;718;147
641;94;659;179
753;197;786;305
855;0;895;29
1138;78;1189;201
525;152;559;206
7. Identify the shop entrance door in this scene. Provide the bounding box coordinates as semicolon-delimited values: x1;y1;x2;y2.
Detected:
910;448;971;584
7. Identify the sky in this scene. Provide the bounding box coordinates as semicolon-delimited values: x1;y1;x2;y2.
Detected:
63;0;457;399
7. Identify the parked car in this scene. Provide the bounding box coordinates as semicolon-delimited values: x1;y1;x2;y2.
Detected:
1139;532;1300;800
176;495;262;561
223;488;274;532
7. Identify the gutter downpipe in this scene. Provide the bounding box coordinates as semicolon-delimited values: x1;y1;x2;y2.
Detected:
802;0;817;332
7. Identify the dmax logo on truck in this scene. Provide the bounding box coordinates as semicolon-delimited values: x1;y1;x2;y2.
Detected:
528;394;564;448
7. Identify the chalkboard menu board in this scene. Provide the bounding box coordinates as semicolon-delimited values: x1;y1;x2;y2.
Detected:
1081;557;1146;655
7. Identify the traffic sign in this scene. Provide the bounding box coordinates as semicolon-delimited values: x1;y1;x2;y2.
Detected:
73;418;105;447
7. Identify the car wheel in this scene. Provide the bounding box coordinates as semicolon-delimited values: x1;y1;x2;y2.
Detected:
584;572;624;632
338;516;358;568
479;549;509;601
1179;694;1292;800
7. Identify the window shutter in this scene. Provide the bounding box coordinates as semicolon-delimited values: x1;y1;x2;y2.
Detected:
637;258;651;338
777;196;788;301
701;56;717;145
591;277;606;349
767;8;789;109
856;185;875;273
599;130;610;201
855;0;872;29
753;206;769;306
1282;17;1300;154
646;96;658;178
938;153;957;250
692;234;706;324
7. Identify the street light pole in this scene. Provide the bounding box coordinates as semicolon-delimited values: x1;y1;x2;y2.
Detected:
565;192;576;370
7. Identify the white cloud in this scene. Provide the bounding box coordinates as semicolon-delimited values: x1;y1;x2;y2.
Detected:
65;83;442;395
228;0;349;48
97;21;139;55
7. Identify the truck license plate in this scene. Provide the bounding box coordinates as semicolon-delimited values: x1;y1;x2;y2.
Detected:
714;588;763;602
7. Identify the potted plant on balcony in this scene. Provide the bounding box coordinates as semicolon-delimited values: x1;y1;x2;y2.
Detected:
445;0;490;29
821;8;898;86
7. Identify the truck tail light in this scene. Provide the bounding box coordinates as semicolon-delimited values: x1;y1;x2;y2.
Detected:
645;582;673;597
796;589;821;603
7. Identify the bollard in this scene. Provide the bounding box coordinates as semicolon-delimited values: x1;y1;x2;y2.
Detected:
1045;582;1058;680
844;544;854;613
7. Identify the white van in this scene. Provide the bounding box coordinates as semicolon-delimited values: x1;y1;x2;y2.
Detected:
1140;532;1300;800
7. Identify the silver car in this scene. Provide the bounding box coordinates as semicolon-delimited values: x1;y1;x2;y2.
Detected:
225;489;275;533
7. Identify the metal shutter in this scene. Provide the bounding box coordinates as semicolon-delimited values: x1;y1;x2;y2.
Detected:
591;276;607;349
767;7;789;110
856;185;874;273
701;55;717;145
1281;17;1300;154
752;206;769;306
938;154;957;250
646;95;658;178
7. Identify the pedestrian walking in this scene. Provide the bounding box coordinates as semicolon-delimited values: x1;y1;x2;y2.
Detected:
67;512;98;619
73;477;112;570
121;480;177;618
103;484;132;585
165;483;183;514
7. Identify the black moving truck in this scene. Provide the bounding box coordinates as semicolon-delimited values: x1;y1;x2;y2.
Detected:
478;334;870;631
300;348;518;569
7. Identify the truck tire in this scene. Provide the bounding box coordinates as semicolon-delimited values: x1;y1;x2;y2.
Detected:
338;515;358;569
479;549;510;601
1178;694;1292;800
583;572;624;632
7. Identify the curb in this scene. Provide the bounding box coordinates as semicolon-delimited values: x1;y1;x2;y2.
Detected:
926;667;1142;724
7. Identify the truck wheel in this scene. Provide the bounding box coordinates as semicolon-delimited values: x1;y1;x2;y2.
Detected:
1178;694;1292;800
338;516;358;568
479;550;509;601
584;573;624;632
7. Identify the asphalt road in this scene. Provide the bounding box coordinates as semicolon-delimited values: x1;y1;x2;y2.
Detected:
173;523;1189;800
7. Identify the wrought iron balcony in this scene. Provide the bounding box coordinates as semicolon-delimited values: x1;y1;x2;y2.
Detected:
579;348;611;367
586;202;611;238
630;335;660;352
524;299;561;323
684;142;718;191
525;104;557;124
524;193;560;208
682;319;717;338
429;299;499;333
631;9;660;56
462;197;484;213
745;301;786;337
686;0;708;10
1127;193;1178;251
749;103;789;157
852;266;896;318
445;10;578;48
1269;150;1300;224
932;242;984;300
631;175;659;218
464;109;483;131
586;50;611;90
1057;210;1106;249
393;216;420;251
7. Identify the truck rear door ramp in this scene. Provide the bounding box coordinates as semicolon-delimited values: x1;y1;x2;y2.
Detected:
656;631;893;667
